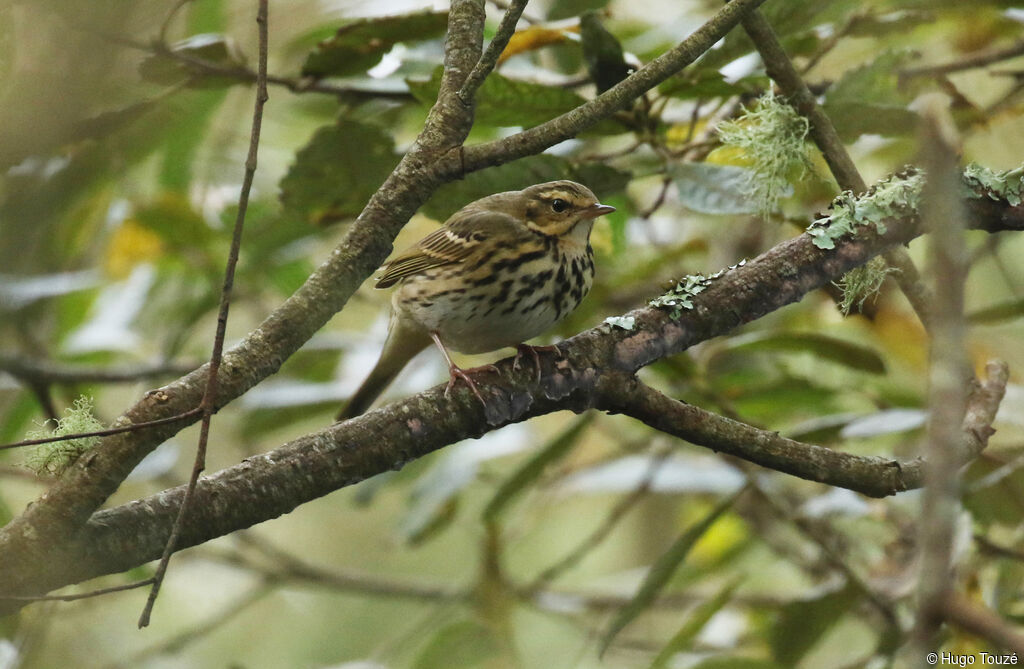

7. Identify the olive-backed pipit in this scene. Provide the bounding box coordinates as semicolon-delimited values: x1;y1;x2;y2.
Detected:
337;180;614;420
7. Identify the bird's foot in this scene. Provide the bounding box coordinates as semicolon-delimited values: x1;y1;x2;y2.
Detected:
513;343;561;384
444;363;500;407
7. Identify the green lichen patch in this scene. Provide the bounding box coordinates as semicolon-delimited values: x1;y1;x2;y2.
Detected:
604;315;637;331
716;91;813;216
649;260;747;319
25;396;103;477
807;168;923;250
962;163;1024;206
836;256;896;315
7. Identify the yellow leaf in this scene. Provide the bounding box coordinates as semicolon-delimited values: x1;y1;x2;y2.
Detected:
105;219;164;278
704;145;753;168
499;25;576;65
665;119;710;147
871;306;928;371
688;506;746;565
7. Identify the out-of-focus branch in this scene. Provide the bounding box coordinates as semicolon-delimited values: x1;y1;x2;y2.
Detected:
0;355;197;385
943;592;1024;656
740;9;934;330
913;103;971;656
1;167;1020;610
900;40;1024;79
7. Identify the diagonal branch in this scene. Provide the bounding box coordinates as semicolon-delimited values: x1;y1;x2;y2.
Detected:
740;8;934;330
137;0;270;629
0;0;488;559
2;170;1019;609
0;0;769;567
459;0;770;172
595;372;916;498
458;0;528;103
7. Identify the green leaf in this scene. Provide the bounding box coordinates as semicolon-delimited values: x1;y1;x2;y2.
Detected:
969;297;1024;324
671;163;764;215
650;578;743;669
720;332;886;374
159;88;228;191
302;11;449;78
823;50;918;140
421;155;630;221
133;193;215;252
601;488;746;655
279;118;400;225
138;34;245;88
412;620;502;669
548;0;609;20
690;658;784;669
573;162;633;197
408;66;605;129
483;414;593;524
660;70;764;100
769;583;861;666
580;10;630;93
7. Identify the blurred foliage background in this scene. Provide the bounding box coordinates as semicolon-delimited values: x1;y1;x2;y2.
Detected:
2;0;1024;667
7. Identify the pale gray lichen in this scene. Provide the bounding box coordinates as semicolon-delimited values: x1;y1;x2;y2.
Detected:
962;162;1024;206
25;396;103;476
649;260;747;319
836;256;897;315
716;91;813;216
807;168;923;250
603;315;636;330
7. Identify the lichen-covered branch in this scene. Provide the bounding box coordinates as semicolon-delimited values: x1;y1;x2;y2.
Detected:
1;166;1018;608
740;8;935;329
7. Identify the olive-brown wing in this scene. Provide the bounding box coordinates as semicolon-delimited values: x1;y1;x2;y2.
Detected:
375;210;520;288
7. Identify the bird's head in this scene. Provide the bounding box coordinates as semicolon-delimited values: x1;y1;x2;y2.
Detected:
517;180;616;239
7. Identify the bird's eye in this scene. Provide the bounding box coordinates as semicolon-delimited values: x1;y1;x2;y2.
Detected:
550;198;569;213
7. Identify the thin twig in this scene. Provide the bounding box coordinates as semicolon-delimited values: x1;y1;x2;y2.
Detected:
901;40;1024;79
752;485;900;628
0;578;155;602
0;409;201;451
458;0;529;103
137;0;270;628
525;450;670;591
488;0;540;25
0;355;196;385
740;9;935;330
158;0;192;44
112;34;410;100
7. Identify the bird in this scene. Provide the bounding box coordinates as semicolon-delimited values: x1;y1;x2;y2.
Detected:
336;180;615;420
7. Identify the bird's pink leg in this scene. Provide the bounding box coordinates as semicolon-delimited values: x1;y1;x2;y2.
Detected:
430;332;497;406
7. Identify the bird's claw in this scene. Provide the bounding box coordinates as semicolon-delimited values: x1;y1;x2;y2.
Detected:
444;363;499;408
513;344;560;384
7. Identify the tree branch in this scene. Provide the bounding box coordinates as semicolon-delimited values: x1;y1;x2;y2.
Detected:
458;0;769;172
458;0;528;103
740;8;935;330
913;103;972;653
2;170;1018;608
0;0;487;564
596;373;914;498
0;0;769;577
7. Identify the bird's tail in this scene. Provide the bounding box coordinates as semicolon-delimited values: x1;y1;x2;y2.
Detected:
336;315;431;420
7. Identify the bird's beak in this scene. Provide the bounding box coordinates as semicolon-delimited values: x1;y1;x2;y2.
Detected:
581;203;616;219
